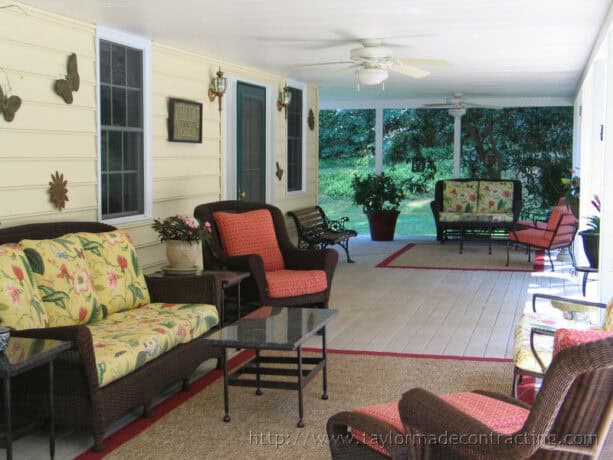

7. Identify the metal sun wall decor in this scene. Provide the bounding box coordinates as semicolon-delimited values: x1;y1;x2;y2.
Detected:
48;171;69;210
54;53;80;104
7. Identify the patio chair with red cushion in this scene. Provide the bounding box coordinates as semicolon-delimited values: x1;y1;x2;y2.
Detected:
194;200;338;311
327;333;613;459
506;204;577;270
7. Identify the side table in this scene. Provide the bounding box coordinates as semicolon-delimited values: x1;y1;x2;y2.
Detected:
0;337;70;460
147;270;250;327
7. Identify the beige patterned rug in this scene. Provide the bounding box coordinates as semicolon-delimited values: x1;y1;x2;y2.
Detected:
377;242;544;272
80;350;513;459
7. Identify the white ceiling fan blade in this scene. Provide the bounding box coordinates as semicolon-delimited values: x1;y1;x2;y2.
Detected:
390;64;429;79
334;64;361;74
289;61;354;69
398;58;450;67
422;103;454;108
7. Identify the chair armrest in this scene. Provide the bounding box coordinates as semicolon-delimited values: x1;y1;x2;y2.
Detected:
13;325;100;392
223;254;269;300
325;216;349;232
145;274;221;314
473;390;532;410
283;247;339;272
399;388;533;459
532;293;606;313
530;327;555;373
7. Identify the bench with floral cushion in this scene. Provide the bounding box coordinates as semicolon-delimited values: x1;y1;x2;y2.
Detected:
0;221;221;451
431;179;523;242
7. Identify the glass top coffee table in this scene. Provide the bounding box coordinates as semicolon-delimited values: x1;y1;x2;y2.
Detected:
203;306;338;427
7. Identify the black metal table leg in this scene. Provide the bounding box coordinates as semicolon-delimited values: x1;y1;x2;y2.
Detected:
222;349;230;422
236;283;241;320
321;327;328;400
459;229;464;254
4;377;11;460
582;271;589;297
297;346;304;428
255;349;262;395
49;361;55;460
220;284;225;328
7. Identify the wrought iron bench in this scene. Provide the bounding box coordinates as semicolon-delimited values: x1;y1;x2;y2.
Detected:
288;206;357;263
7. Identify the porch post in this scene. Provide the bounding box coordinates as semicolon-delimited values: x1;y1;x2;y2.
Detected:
375;106;383;174
449;108;466;178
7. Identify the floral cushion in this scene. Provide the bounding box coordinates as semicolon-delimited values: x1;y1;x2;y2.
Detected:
87;302;219;387
553;329;613;356
214;210;285;272
439;212;514;223
74;231;150;319
265;269;327;298
19;235;101;327
0;244;49;330
513;311;599;373
442;181;478;213
604;301;613;331
477;181;514;214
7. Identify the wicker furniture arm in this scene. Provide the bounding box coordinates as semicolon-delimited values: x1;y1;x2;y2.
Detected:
327;410;408;459
145;272;221;314
531;293;606;314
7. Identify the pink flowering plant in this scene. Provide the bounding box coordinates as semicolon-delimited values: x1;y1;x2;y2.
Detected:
585;195;601;234
152;214;205;243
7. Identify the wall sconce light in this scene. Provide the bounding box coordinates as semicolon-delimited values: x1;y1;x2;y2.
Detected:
277;83;292;119
208;67;227;112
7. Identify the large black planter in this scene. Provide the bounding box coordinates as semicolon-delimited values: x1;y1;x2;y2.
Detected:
579;231;599;268
365;210;400;241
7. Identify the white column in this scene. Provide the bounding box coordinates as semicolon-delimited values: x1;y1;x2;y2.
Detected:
375;107;384;174
449;108;466;178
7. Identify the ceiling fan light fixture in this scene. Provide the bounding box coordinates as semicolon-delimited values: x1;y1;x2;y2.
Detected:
357;68;388;85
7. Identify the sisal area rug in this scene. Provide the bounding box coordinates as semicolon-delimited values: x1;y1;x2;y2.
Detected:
377;242;544;272
77;350;513;460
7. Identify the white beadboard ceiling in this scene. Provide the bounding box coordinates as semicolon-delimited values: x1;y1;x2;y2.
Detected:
18;0;612;103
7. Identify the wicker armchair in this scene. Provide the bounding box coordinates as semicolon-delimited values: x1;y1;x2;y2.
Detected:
194;200;338;310
328;336;613;459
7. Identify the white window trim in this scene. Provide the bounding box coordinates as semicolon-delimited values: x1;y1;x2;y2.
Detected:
95;26;152;225
286;79;307;194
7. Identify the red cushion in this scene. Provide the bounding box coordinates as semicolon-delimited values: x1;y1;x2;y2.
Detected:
509;228;551;246
517;220;548;230
553;329;613;356
214;210;285;271
351;392;529;456
265;269;327;298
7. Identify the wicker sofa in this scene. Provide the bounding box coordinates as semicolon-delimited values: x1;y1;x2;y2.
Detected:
0;222;222;451
431;178;522;241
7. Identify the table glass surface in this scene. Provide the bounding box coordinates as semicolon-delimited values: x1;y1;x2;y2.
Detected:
204;307;338;350
0;337;69;375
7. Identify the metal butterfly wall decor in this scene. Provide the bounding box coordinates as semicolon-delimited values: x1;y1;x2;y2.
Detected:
54;53;80;104
0;84;22;122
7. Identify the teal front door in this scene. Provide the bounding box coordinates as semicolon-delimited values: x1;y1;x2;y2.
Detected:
237;82;266;202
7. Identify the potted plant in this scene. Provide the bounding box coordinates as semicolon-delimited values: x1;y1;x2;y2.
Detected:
352;172;405;241
579;195;600;268
152;215;211;270
560;168;580;218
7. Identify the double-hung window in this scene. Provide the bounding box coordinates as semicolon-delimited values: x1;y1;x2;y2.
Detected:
97;29;150;221
287;86;304;192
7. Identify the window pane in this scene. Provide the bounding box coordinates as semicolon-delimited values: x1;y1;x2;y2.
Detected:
107;131;123;171
100;41;111;84
123;132;140;170
111;44;126;85
112;87;126;126
127;89;141;128
101;173;109;215
107;173;123;214
287;87;303;192
100;86;111;125
126;48;142;88
124;172;140;212
101;131;108;171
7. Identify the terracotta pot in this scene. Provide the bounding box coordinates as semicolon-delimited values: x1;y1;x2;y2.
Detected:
579;231;599;268
165;240;199;268
365;210;400;241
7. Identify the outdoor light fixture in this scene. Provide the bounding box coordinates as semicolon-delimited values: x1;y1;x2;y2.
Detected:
357;67;389;86
277;83;292;119
208;67;227;112
411;151;426;173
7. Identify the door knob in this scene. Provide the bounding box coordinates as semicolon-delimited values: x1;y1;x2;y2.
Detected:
239;191;246;200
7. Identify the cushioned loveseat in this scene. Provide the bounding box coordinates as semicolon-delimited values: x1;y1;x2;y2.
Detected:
431;178;522;241
0;222;221;451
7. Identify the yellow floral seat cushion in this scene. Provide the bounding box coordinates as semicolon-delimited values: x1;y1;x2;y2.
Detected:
438;212;514;223
0;244;49;330
20;235;101;327
442;181;478;213
478;181;514;214
87;302;219;387
74;231;150;318
513;311;600;374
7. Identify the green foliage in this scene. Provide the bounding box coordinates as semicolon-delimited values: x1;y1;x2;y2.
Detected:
319;109;375;159
152;215;202;242
352;173;405;212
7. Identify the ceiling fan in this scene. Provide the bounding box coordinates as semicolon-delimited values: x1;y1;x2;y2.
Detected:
423;93;502;110
290;38;449;87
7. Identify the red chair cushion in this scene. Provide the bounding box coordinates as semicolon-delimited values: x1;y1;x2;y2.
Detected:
265;269;327;298
553;329;613;356
508;228;551;247
517;220;548;230
214;210;285;271
351;392;529;456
